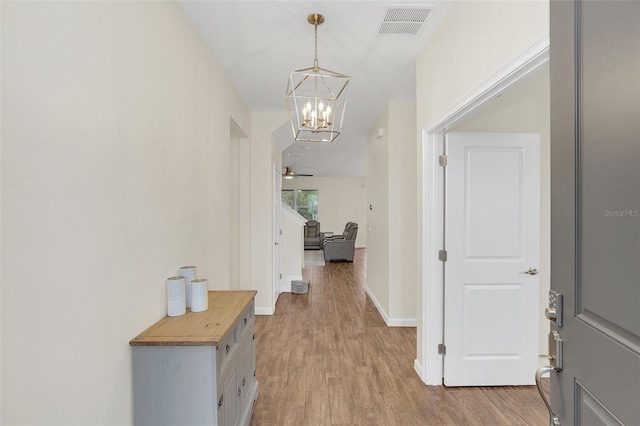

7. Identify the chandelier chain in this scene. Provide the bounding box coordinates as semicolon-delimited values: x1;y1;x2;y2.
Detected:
313;20;319;70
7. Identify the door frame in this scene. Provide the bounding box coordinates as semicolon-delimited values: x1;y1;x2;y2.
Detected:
273;164;282;309
417;35;550;385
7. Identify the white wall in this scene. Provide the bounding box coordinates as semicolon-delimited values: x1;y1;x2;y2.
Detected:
449;67;551;356
280;206;306;292
367;100;417;325
415;0;549;374
1;2;250;424
282;176;367;248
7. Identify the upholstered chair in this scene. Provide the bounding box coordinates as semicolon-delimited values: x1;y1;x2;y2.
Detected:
322;222;352;246
304;220;324;250
323;223;358;262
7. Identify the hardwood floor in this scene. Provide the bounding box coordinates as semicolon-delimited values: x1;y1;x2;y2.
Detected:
250;249;549;425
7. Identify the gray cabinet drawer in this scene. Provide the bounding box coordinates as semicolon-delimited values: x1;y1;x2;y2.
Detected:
238;301;255;338
217;325;238;371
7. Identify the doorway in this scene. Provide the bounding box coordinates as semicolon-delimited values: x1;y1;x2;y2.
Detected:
419;46;551;386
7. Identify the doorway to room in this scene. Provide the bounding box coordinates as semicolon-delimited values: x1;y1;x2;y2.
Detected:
420;47;551;386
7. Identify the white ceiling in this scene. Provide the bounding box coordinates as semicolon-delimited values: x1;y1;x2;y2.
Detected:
180;1;453;177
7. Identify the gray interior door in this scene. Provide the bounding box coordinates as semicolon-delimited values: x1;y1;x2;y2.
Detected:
549;0;640;424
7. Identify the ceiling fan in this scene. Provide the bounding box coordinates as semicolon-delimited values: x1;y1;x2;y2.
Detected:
283;167;313;179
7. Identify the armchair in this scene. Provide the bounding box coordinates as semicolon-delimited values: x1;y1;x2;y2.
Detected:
323;222;358;262
304;220;324;250
322;222;353;245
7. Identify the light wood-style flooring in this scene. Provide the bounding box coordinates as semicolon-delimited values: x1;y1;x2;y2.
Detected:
250;249;549;425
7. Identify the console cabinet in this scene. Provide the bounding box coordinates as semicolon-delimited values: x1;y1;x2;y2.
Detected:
130;291;258;426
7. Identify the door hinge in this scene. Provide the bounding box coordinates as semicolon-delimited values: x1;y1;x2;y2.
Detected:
438;249;447;262
280;229;282;235
439;155;448;167
279;273;282;279
438;344;446;355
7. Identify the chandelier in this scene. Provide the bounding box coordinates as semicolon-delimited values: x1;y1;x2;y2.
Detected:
286;13;350;143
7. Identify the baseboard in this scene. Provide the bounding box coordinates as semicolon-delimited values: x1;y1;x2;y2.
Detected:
387;318;417;327
255;307;274;315
366;287;390;325
366;288;417;327
415;358;441;386
414;359;425;382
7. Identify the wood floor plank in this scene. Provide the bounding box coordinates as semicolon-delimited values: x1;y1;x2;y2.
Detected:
303;388;331;426
249;249;549;426
328;377;356;425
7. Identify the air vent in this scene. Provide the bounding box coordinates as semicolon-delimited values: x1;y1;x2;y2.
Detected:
378;7;433;36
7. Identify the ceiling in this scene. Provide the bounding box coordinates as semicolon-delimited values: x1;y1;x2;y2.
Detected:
180;1;453;177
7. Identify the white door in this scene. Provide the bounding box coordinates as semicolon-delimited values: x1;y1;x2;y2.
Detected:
444;132;540;386
273;166;282;306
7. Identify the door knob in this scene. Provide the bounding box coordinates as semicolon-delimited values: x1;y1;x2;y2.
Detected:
545;307;558;322
545;290;563;326
521;267;539;275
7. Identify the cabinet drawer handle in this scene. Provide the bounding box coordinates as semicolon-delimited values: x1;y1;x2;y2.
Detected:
244;318;247;325
226;344;230;354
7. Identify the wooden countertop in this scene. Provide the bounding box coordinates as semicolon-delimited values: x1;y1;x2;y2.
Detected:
129;290;256;347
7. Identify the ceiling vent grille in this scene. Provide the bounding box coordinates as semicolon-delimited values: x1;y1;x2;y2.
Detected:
378;7;433;36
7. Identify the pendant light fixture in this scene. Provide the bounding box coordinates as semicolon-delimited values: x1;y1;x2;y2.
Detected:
286;13;350;143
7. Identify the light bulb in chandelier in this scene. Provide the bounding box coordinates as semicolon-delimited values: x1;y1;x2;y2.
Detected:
302;100;334;129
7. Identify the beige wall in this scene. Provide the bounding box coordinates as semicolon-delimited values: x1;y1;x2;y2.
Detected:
250;111;289;313
416;1;549;127
415;0;549;371
388;100;418;321
367;100;417;325
229;121;251;291
1;2;250;424
367;105;390;314
449;67;551;356
282;176;367;248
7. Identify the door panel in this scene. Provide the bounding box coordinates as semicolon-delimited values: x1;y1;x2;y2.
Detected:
576;382;624;426
579;0;640;337
444;133;540;386
464;148;524;258
549;0;640;424
463;283;524;357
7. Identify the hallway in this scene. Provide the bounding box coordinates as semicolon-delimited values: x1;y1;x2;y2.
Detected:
250;249;549;425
